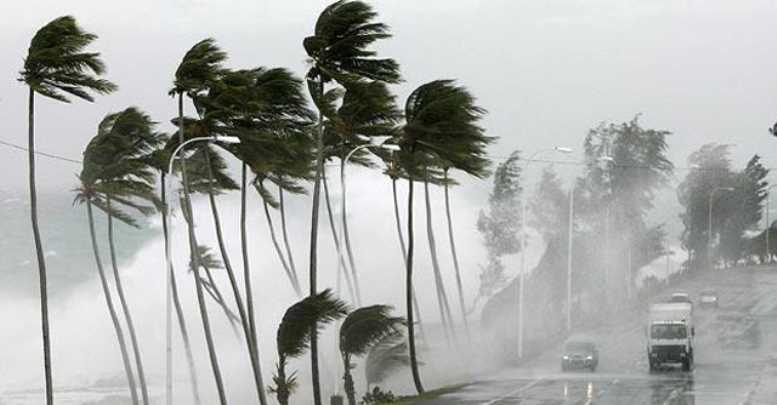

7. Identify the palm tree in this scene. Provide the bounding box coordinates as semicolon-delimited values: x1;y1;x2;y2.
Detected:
171;38;228;405
145;143;203;405
271;289;348;405
93;108;162;405
364;333;410;392
339;305;405;405
397;80;491;394
19;16;116;402
304;2;400;401
195;66;314;405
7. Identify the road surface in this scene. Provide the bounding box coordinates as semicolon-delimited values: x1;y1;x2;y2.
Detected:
418;267;777;404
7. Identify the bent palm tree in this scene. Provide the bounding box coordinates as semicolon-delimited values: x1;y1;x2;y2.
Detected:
20;16;116;403
92;108;161;405
339;305;405;405
171;38;228;405
397;80;492;394
271;289;348;405
304;3;400;401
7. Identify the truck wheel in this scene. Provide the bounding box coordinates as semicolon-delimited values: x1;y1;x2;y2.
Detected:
682;358;691;372
649;361;656;373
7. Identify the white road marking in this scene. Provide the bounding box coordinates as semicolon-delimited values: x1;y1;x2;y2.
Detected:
481;378;546;405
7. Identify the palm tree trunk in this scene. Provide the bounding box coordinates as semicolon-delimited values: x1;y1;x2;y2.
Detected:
308;79;326;405
161;174;202;405
240;163;269;405
322;169;356;302
424;178;456;343
178;93;228;405
275;357;290;405
406;176;425;394
262;194;301;297
339;158;362;305
443;170;471;341
106;196;149;404
343;354;356;405
87;200;139;405
279;187;301;291
391;178;427;345
27;88;53;405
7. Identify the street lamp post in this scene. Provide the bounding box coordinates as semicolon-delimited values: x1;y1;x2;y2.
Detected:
707;186;735;268
518;146;572;359
163;135;240;405
338;136;400;305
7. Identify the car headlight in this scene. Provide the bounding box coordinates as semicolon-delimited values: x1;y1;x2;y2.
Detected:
563;356;569;360
586;356;593;360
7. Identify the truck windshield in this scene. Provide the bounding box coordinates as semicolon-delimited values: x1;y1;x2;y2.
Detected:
651;324;687;339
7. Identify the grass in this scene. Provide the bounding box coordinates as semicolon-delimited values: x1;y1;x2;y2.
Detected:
385;384;470;404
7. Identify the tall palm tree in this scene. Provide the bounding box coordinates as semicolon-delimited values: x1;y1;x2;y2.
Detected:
271;289;348;405
75;107;162;405
304;3;400;401
145;143;203;405
339;305;405;405
171;38;228;405
397;80;491;394
20;16;116;402
94;108;162;405
197;66;314;405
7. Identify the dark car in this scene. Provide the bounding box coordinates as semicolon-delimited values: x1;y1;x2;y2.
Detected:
561;341;598;372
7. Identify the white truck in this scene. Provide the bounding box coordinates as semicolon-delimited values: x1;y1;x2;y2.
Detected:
647;302;694;372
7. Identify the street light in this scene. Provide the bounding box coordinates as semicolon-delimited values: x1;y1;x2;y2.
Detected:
518;146;572;359
163;135;240;405
707;186;735;268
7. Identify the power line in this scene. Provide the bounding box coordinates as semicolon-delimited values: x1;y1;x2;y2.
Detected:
0;139;82;164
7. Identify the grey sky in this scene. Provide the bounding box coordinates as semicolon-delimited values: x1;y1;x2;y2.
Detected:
0;0;776;193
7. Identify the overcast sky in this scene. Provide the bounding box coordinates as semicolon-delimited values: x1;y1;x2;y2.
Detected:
1;0;776;193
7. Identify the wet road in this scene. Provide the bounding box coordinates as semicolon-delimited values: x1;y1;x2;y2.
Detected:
419;267;777;404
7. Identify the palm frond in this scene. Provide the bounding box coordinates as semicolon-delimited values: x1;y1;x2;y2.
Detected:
339;305;405;357
21;15;117;102
172;38;227;97
401;80;494;178
277;289;348;359
305;1;400;84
